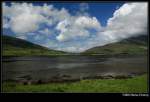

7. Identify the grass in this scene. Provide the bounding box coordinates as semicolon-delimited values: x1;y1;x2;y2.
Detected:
2;35;68;56
2;47;67;56
2;35;148;56
2;35;148;93
2;74;148;93
82;43;148;55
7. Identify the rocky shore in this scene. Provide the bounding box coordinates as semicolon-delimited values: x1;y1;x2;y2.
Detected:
6;72;146;85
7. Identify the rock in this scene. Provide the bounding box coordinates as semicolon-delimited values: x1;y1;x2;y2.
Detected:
37;80;43;84
114;75;128;79
61;74;71;78
103;76;113;79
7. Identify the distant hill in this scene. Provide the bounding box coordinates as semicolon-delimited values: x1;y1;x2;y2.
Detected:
82;35;148;55
2;35;148;56
120;35;148;45
2;35;67;56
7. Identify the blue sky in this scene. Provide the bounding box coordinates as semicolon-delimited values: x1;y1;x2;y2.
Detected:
50;2;124;26
2;2;147;52
4;2;124;26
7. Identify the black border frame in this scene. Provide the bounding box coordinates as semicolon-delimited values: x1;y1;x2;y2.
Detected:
0;0;149;97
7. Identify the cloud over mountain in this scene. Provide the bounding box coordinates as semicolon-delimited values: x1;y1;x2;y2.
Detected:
3;2;148;52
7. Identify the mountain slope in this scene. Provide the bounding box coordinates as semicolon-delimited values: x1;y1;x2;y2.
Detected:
2;35;67;56
2;35;148;56
82;35;148;55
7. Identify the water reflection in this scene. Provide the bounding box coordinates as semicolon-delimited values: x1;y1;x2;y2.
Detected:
2;55;147;81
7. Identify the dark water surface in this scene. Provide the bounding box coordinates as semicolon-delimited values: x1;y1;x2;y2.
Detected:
2;55;148;82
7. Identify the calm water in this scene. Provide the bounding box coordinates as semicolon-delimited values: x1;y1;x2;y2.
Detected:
2;55;148;82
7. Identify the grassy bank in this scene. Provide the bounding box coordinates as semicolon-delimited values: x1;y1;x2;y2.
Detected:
2;74;148;93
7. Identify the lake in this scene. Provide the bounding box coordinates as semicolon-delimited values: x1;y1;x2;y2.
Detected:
2;55;148;83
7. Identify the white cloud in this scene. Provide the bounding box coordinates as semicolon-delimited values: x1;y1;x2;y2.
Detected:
2;3;70;34
10;13;45;34
34;35;42;41
39;28;52;36
105;3;148;41
3;18;10;28
56;16;101;42
75;16;101;30
3;3;46;33
55;2;148;52
2;2;148;53
58;46;82;53
16;35;27;40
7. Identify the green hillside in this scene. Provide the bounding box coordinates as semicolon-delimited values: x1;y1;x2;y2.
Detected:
2;35;148;56
2;35;67;56
82;35;148;55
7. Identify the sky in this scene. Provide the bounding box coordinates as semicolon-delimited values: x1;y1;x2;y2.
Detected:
2;2;148;52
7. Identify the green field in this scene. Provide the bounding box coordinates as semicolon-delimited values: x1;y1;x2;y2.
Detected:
2;74;148;93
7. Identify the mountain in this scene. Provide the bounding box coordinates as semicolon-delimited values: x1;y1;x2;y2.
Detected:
2;35;148;56
2;35;67;56
120;35;148;45
82;35;148;55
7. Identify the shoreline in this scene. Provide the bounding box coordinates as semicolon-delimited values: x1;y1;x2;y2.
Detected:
2;74;148;93
3;72;147;85
2;53;148;57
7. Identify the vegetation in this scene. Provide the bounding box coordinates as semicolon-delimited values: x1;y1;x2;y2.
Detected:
2;35;148;56
2;35;68;56
82;35;148;55
82;43;147;55
2;74;148;93
2;35;148;93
